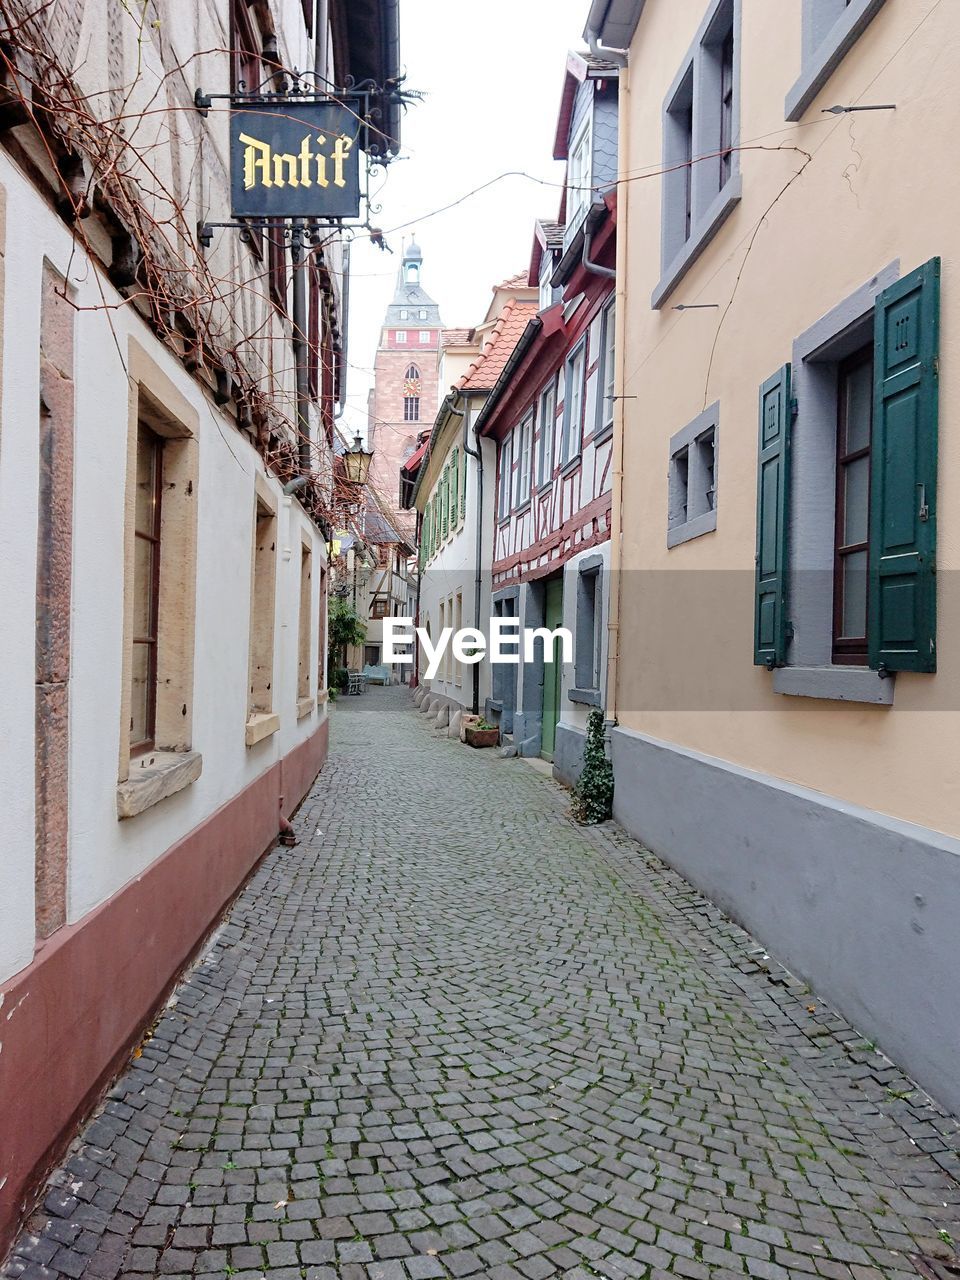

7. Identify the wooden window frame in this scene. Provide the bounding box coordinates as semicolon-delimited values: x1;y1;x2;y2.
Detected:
131;423;163;755
268;225;287;313
537;377;557;488
832;344;873;665
561;340;587;464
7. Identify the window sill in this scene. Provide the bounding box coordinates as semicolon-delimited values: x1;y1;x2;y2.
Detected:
568;687;602;707
560;454;581;477
318;688;330;704
772;666;895;705
245;712;281;747
117;750;203;819
652;176;742;310
594;423;614;446
514;498;531;516
785;0;887;121
667;509;717;548
297;695;316;721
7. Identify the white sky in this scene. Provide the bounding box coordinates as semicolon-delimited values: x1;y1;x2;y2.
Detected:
340;0;594;440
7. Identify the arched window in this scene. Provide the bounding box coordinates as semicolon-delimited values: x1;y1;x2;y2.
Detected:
403;365;421;423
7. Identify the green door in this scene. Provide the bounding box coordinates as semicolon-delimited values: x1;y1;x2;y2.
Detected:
540;576;564;761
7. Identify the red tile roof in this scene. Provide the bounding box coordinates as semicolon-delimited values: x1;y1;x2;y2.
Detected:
457;300;539;392
401;434;430;477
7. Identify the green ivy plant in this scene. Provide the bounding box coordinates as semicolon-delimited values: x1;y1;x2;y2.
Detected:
570;709;614;825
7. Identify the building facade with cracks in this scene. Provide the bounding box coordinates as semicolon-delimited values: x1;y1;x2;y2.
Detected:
587;0;960;1113
0;0;400;1253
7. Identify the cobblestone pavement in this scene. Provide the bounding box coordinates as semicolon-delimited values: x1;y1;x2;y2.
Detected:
6;687;960;1280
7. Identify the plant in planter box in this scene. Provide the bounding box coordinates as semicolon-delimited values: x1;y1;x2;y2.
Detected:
464;717;500;749
570;709;614;824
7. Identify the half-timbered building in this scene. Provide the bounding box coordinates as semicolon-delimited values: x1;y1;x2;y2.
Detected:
476;52;618;784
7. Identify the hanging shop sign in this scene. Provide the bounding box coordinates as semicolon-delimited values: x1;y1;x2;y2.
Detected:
230;100;361;220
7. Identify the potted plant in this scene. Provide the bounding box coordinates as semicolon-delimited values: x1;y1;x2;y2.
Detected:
464;717;500;749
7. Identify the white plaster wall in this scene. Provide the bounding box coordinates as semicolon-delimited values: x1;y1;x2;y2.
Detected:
0;151;328;981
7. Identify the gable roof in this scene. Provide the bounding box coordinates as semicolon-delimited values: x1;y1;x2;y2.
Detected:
554;49;620;161
457;299;539;392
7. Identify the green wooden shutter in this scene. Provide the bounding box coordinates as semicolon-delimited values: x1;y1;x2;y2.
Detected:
868;257;940;673
754;363;793;668
461;447;468;519
441;466;448;539
451;448;460;528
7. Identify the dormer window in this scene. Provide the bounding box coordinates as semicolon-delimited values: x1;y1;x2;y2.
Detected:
567;118;592;230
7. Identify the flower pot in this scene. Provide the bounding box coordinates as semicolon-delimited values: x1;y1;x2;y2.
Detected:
464;726;500;749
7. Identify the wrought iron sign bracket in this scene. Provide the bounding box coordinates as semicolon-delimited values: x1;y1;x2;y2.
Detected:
197;219;329;249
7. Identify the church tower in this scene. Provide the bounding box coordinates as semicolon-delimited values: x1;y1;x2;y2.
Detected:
367;240;443;528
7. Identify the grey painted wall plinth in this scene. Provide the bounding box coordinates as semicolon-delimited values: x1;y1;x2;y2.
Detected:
611;725;960;1115
554;723;587;788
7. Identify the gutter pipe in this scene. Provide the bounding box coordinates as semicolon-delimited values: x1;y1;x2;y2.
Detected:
461;397;483;716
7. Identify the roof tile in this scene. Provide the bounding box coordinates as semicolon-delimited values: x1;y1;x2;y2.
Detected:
457;300;539;391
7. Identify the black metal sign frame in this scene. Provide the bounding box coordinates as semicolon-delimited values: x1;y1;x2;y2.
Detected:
193;76;389;245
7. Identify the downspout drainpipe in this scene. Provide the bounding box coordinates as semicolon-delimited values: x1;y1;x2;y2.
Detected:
604;53;631;735
585;25;628;69
582;215;617;280
461;396;483;717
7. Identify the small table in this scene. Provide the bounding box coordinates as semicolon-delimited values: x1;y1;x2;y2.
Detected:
347;672;367;695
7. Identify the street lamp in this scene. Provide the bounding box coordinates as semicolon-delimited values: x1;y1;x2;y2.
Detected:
343;432;373;486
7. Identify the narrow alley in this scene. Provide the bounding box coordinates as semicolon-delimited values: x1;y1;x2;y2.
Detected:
4;690;960;1280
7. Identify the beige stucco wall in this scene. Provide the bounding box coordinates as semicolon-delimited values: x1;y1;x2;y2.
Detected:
613;0;960;835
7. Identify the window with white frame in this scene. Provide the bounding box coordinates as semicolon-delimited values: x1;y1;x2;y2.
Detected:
419;330;431;343
537;378;557;487
498;432;513;520
667;402;719;548
567;117;592;232
597;301;615;436
657;0;740;308
787;0;887;121
561;342;586;464
395;330;407;343
514;412;533;507
539;259;556;312
399;308;408;319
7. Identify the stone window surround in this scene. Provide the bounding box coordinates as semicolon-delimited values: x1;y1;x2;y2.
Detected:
772;259;900;706
570;554;604;707
785;0;887;122
667;401;719;548
117;339;200;820
245;473;280;748
653;0;742;310
296;524;316;716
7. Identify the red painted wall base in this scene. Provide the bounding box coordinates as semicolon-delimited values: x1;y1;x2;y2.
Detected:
0;719;329;1258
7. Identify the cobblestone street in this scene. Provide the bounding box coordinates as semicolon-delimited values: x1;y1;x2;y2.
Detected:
6;688;960;1280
